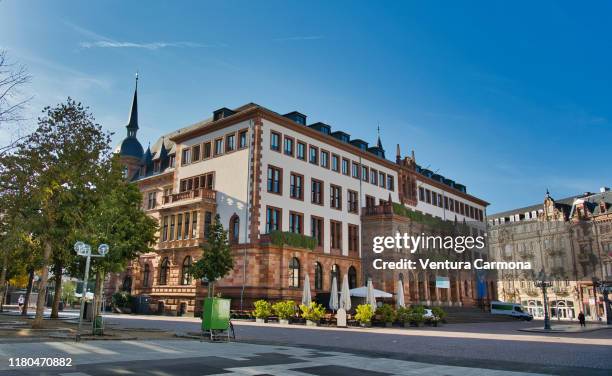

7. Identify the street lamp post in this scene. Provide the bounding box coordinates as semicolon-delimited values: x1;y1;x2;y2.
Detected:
535;268;552;330
74;241;109;342
594;279;611;325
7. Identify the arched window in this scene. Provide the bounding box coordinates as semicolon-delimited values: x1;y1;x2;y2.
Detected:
181;256;192;285
142;264;150;288
122;276;132;292
314;262;323;290
289;257;300;287
330;264;340;289
229;214;240;244
348;266;357;289
159;257;170;285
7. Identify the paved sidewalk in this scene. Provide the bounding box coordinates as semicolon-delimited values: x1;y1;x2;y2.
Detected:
519;324;612;333
0;339;587;376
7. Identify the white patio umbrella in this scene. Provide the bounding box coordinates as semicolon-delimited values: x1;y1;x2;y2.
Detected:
339;274;351;311
396;279;405;309
329;275;339;311
302;274;312;306
349;286;392;298
366;278;377;309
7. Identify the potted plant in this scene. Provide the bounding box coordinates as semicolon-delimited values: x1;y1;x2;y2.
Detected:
355;304;374;327
253;300;272;323
299;302;325;326
273;300;295;325
376;304;396;327
409;305;426;327
396;306;412;328
431;306;447;326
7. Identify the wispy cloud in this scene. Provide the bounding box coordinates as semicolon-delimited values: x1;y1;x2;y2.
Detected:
79;40;218;50
274;36;324;42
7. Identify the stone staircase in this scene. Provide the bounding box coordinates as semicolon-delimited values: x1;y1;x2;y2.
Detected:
442;307;518;324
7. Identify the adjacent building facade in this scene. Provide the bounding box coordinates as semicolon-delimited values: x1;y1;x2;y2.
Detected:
107;81;490;315
488;189;612;321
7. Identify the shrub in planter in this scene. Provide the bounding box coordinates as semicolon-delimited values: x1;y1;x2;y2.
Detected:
299;302;325;326
376;304;396;327
253;300;272;323
409;305;426;327
396;307;412;328
355;304;374;327
431;306;447;323
273;300;295;324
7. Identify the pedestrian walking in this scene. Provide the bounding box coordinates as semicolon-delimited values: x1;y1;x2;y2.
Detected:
17;295;25;310
578;311;586;327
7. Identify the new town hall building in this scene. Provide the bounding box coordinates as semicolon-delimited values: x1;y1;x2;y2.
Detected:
108;80;491;315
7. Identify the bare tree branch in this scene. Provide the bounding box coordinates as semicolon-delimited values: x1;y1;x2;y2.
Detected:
0;50;32;126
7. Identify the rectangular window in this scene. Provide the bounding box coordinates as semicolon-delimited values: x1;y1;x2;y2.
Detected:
311;178;323;205
379;172;386;188
214;138;223;156
331;154;339;172
266;206;281;233
284;136;294;156
426;189;431;204
225;133;235;152
204;211;212;238
176;214;183;240
311;216;324;247
289;211;303;234
191;211;198;238
309;145;318;164
438;193;443;208
449;198;455;212
387;175;394;191
361;166;369;182
267;166;282;194
371;169;378;185
342;158;350;175
238;129;248;149
348;224;359;253
444;196;449;209
290;172;303;200
169;155;175;168
432;192;438;206
192;144;201;162
296;141;306;160
147;192;157;210
203;142;212;159
321;150;329;168
348;190;359;213
330;220;342;250
169;215;176;241
184;212;190;239
162;216;169;241
181;148;191;166
351;162;360;179
365;195;376;208
270;131;281;151
419;187;425;201
330;184;342;210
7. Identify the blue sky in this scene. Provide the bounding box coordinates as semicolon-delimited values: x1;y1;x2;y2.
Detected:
1;0;610;213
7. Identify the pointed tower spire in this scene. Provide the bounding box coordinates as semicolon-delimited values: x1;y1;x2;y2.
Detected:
377;124;383;149
126;72;139;137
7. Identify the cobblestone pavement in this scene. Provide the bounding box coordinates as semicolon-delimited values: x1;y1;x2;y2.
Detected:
98;314;612;373
0;338;603;376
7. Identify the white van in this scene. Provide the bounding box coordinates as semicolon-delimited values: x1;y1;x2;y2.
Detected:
490;301;533;321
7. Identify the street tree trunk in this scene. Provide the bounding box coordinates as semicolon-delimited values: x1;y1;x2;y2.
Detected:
32;241;51;328
22;268;34;315
0;249;8;311
93;269;105;317
50;262;63;319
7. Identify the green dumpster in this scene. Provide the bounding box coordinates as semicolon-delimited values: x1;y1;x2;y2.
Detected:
202;297;230;331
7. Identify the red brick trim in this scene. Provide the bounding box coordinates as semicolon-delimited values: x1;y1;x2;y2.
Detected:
249;118;263;243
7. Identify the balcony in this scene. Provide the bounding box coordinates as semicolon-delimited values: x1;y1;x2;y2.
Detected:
162;188;216;206
362;205;393;216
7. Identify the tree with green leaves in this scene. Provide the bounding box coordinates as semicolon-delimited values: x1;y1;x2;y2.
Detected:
0;98;112;328
78;156;158;317
190;214;234;297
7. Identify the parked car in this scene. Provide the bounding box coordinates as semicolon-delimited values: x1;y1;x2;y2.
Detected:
490;301;533;321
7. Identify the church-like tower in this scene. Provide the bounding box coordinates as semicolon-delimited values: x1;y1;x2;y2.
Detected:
119;74;144;179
